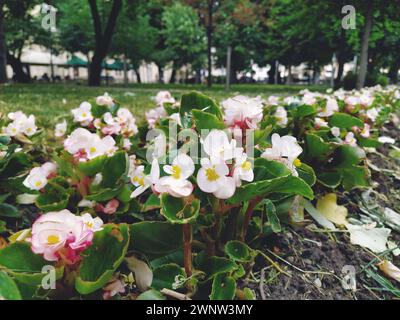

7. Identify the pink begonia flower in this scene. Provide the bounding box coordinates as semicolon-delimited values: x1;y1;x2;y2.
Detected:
155;91;176;107
222;95;263;130
96;199;120;215
30;210;102;263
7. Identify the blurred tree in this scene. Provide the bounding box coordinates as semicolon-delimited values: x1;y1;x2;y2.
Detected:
213;0;267;84
0;0;6;83
110;1;158;83
87;0;122;86
162;2;206;83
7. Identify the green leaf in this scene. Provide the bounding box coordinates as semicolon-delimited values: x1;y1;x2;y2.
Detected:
292;104;316;118
210;274;236;300
358;137;381;148
334;145;366;168
180;91;222;119
77;155;107;176
101;152;128;188
199;257;237;281
136;289;166;300
317;171;342;188
0;271;22;300
296;162;316;186
35;180;70;212
228;175;314;204
305;133;335;160
91;104;109;118
263;199;281;233
254;158;291;180
224;241;252;263
151;264;185;290
329;113;363;129
339;166;369;190
142;194;161;212
160;194;200;224
130;221;183;258
86;186;124;202
75;224;130;295
192;109;225;130
0;203;21;218
0;242;63;286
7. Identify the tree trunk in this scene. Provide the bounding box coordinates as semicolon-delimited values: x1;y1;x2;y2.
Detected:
356;5;373;89
134;68;141;83
206;0;214;87
88;0;122;86
170;65;177;84
6;52;30;83
335;53;345;89
157;64;164;84
268;60;276;84
286;65;292;85
388;59;400;84
123;56;128;86
0;0;7;83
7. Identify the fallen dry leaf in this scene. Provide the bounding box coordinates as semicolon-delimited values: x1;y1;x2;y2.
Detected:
317;193;348;226
346;223;391;253
377;260;400;283
125;256;153;291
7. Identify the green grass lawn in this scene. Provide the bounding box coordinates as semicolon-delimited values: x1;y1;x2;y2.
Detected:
0;83;328;128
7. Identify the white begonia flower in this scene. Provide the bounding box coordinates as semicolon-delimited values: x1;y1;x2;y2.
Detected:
284;96;300;105
23;162;57;191
77;199;95;208
345;96;361;107
169;112;182;126
154;154;194;198
155;91;176;106
130;159;160;198
96;92;114;107
267;95;279;106
233;152;254;187
222;95;264;129
72;101;93;125
318;98;338;117
145;106;167;129
21;115;37;136
366;107;380;122
360;94;374;107
64;128;93;155
315;117;329;128
8;111;25;121
197;158;236;199
261;133;303;176
331;126;341;137
55;119;67;138
301;92;317;105
274;106;288;127
4;122;19;136
202;129;241;164
80;213;104;232
344;132;357;146
360;123;370;138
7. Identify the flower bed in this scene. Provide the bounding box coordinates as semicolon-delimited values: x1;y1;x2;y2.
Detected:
0;86;399;300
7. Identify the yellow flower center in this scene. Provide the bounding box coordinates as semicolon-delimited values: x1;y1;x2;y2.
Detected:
205;167;220;181
35;181;42;187
293;158;302;167
47;235;60;245
86;222;93;228
171;165;181;179
82;113;87;117
90;146;97;153
132;175;145;187
241;161;252;171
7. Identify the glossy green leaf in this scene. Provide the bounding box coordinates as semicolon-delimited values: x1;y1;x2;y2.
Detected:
0;242;63;286
136;289;166;300
75;224;130;295
263;199;281;233
224;241;252;263
0;203;21;218
151;264;185;290
160;194;200;224
192;109;225;130
329;113;363;129
199;257;237;281
130;221;183;258
0;271;22;300
210;274;236;300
